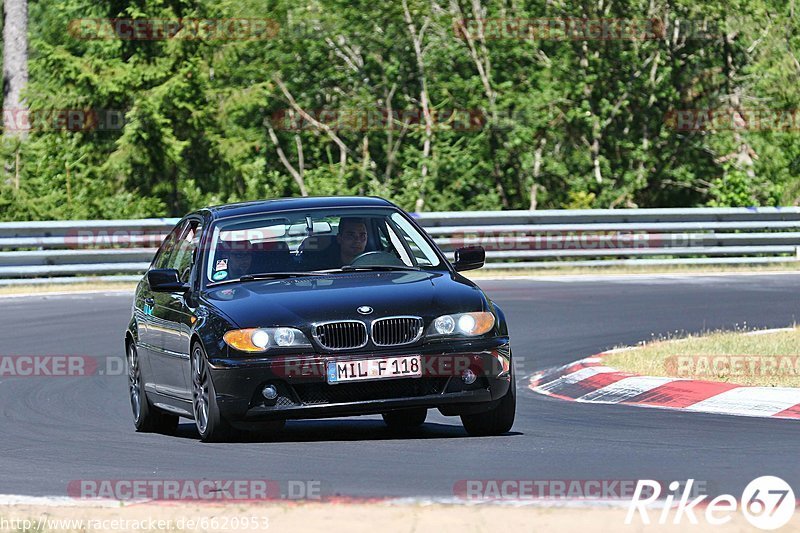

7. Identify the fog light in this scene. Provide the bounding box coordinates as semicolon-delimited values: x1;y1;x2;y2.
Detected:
262;385;278;400
461;368;477;385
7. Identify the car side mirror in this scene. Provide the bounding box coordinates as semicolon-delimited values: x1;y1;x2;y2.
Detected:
147;269;189;293
453;246;485;271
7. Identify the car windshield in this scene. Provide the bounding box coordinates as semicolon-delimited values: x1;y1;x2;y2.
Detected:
205;207;443;284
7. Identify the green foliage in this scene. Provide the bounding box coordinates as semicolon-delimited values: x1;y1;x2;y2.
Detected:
0;0;798;220
708;166;757;207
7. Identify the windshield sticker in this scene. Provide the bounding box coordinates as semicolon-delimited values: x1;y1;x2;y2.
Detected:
212;270;228;281
215;259;228;271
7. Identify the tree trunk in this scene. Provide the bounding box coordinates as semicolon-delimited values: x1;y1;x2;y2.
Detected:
3;0;28;139
402;0;432;213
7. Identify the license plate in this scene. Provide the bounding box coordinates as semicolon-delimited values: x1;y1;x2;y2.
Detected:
326;355;422;384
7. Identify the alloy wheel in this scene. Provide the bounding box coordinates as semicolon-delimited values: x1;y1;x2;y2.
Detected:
192;346;210;435
127;344;142;423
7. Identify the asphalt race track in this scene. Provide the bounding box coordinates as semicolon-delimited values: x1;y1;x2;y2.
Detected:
0;273;799;500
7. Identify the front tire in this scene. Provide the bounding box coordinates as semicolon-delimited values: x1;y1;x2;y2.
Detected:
127;342;178;434
382;408;427;430
460;372;516;437
191;342;235;442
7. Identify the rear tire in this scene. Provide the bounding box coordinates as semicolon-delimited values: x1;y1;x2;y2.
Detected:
191;342;236;442
382;408;427;430
127;342;178;434
460;372;516;437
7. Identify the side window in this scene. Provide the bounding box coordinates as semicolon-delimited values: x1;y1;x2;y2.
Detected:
395;228;428;265
376;221;393;252
151;222;186;270
168;220;202;283
380;221;414;266
389;214;441;267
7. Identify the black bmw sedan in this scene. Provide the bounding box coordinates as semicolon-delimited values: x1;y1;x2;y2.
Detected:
125;196;515;442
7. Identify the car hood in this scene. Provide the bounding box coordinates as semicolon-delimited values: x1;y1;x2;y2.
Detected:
201;271;487;328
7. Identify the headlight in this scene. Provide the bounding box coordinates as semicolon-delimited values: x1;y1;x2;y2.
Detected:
252;330;270;349
434;315;455;335
427;312;495;337
223;327;311;352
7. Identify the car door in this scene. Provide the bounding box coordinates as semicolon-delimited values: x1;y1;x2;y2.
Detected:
137;222;182;384
154;218;203;400
148;219;194;398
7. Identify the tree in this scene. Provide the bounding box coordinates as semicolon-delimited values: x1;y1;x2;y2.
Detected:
2;0;28;189
0;0;797;221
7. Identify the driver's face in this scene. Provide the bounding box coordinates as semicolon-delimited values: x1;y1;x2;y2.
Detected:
337;223;368;257
228;252;253;277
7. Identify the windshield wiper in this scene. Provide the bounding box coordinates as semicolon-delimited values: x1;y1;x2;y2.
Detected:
209;271;329;286
338;265;420;272
239;271;329;281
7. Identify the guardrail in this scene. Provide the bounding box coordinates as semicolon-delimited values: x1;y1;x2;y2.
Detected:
0;207;798;284
0;219;178;285
416;207;800;270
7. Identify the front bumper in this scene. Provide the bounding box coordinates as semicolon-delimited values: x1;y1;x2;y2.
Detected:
207;337;511;421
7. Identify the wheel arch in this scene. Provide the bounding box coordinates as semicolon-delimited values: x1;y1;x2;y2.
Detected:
490;301;509;337
190;332;205;354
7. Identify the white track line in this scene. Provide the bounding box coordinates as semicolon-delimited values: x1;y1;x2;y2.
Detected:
576;376;678;403
0;494;645;510
534;367;619;394
0;495;121;507
685;387;800;417
384;497;648;508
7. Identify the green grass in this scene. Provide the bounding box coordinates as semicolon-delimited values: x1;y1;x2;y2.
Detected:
603;327;800;387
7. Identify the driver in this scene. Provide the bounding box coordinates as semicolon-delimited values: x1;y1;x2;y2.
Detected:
227;249;253;278
336;217;368;265
216;241;255;280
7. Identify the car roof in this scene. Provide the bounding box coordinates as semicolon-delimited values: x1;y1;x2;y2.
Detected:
194;196;397;221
